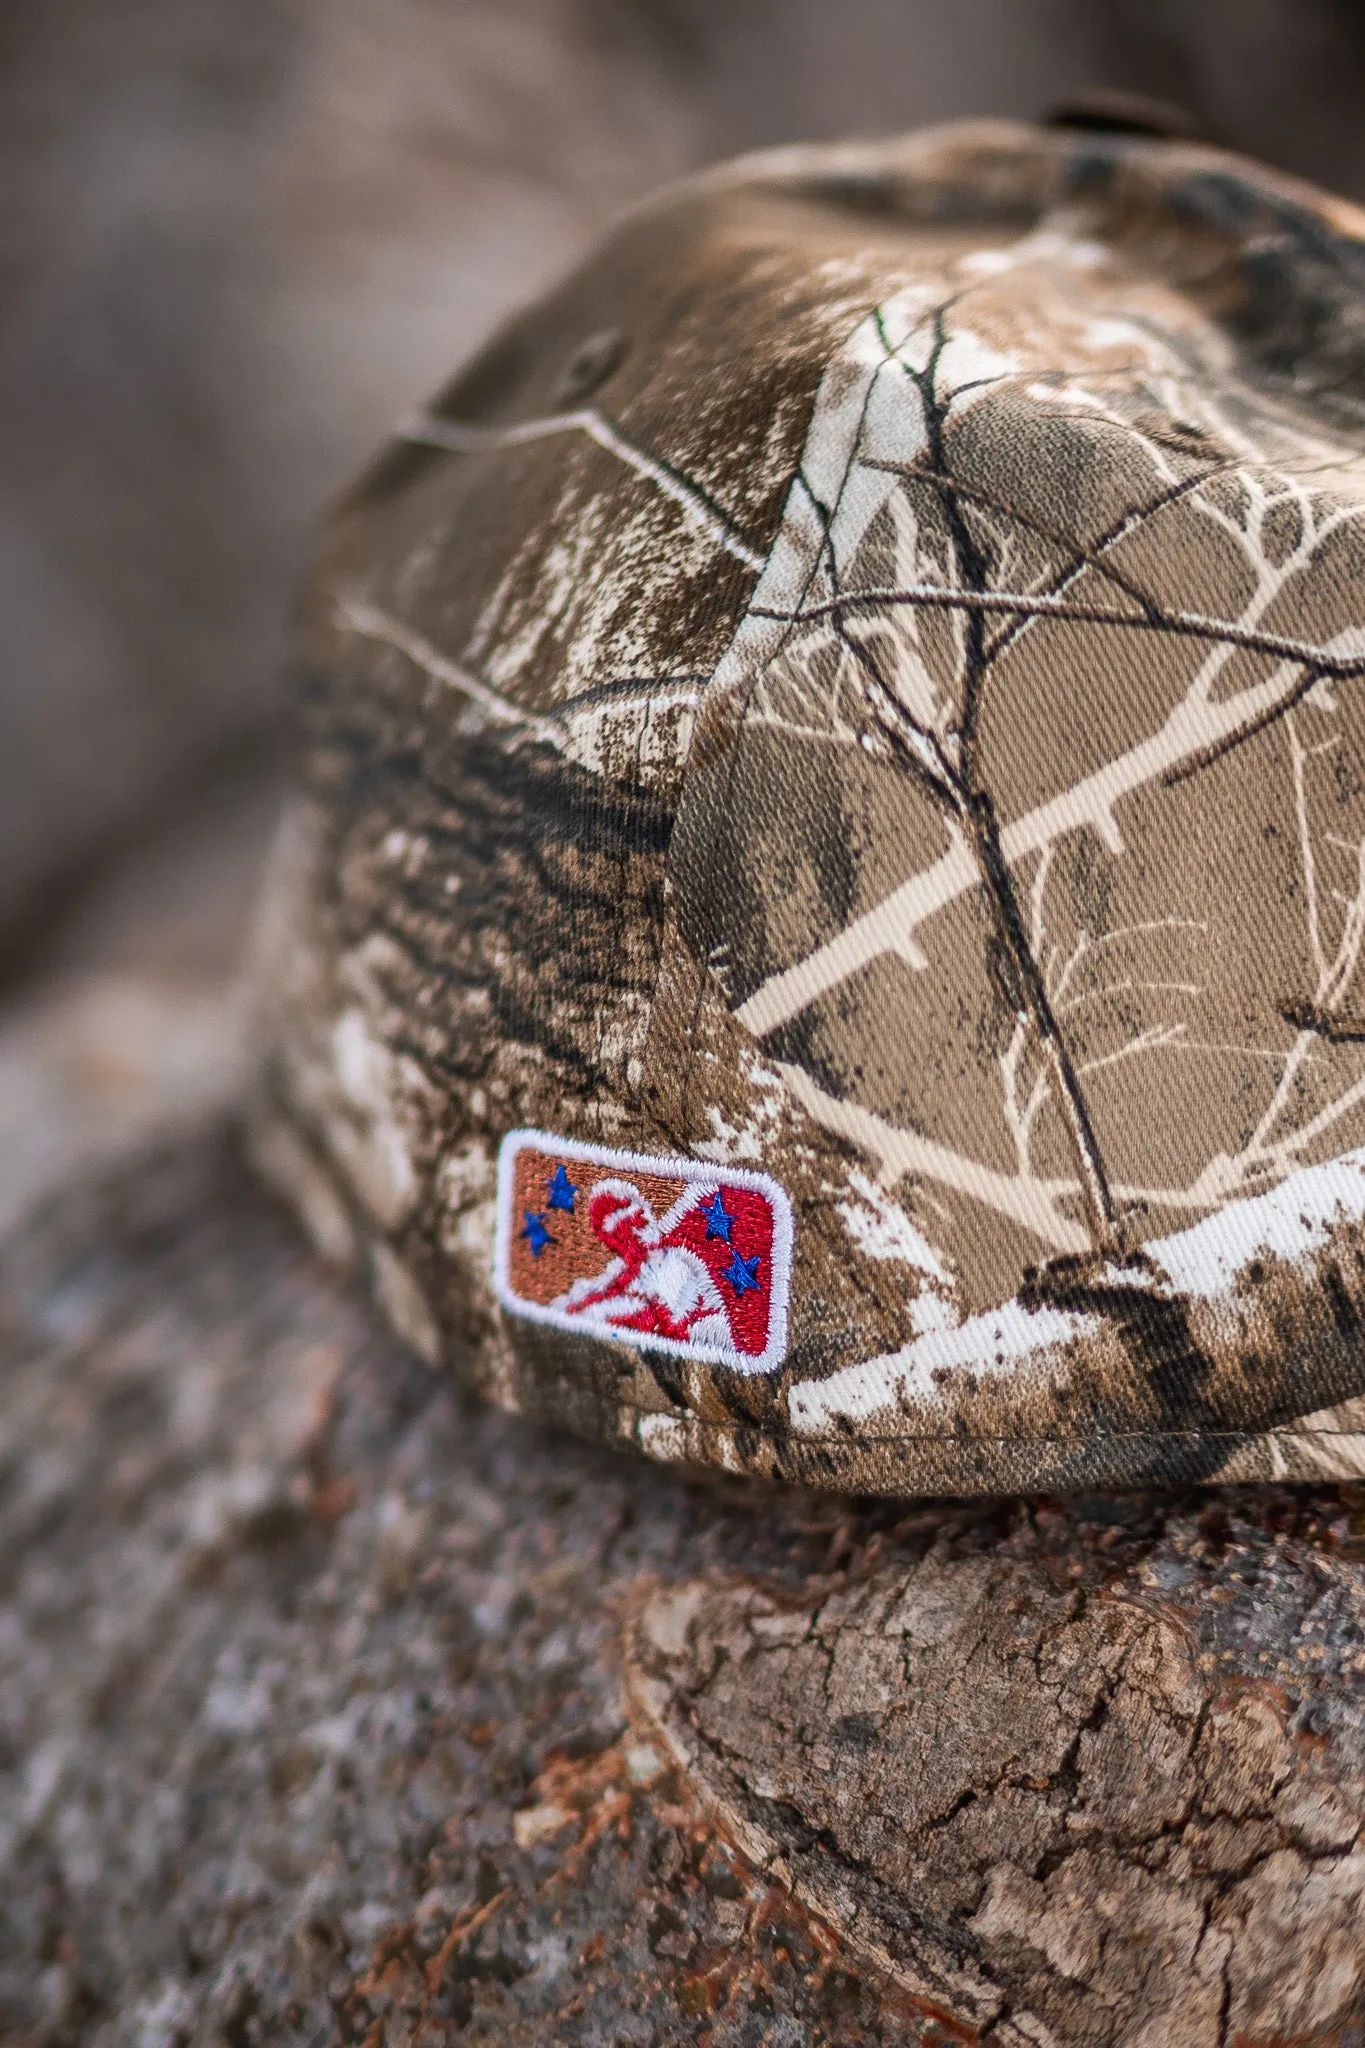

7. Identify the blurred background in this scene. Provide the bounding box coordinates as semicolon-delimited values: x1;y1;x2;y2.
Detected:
3;0;1365;1222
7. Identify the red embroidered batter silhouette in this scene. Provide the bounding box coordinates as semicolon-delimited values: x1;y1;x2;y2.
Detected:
554;1178;731;1348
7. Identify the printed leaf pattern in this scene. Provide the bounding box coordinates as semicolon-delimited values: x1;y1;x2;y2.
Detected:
671;250;1365;1316
270;131;1365;1488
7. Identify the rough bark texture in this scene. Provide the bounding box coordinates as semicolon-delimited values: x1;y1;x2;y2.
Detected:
2;1127;1363;2045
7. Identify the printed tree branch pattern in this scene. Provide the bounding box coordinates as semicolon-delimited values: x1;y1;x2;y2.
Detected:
255;118;1365;1492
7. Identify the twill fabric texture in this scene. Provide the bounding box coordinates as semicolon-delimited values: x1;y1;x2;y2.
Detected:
254;119;1365;1494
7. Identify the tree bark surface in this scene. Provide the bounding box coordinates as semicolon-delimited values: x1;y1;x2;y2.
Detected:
1;1130;1363;2046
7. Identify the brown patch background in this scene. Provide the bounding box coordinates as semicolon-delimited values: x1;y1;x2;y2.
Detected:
506;1147;686;1308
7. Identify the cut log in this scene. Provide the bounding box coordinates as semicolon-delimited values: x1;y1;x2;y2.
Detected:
0;1129;1362;2044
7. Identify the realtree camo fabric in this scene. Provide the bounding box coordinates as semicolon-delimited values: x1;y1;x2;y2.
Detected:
253;119;1365;1494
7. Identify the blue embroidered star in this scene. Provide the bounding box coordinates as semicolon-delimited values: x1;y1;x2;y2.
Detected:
546;1164;577;1213
724;1250;762;1296
700;1189;734;1242
520;1210;554;1257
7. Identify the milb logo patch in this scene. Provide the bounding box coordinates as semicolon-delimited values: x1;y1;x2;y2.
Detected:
493;1131;794;1374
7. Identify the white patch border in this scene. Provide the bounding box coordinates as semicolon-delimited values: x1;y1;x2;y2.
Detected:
492;1128;795;1375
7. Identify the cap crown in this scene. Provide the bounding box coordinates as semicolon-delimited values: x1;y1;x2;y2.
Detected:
255;120;1365;1492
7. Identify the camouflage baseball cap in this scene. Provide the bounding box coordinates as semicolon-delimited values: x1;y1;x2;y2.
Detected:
253;117;1365;1495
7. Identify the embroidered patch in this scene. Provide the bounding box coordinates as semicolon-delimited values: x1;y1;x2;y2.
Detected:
493;1131;794;1374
